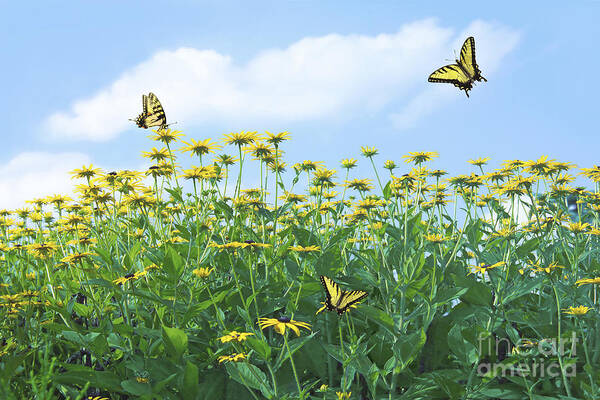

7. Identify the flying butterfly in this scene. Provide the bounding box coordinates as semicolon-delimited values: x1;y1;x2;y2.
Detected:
317;275;368;315
130;92;167;129
428;37;486;97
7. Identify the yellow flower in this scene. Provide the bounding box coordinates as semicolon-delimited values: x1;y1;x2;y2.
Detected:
360;146;378;158
289;245;321;253
579;165;600;182
344;179;373;192
240;241;271;250
113;271;146;285
563;306;590;315
468;157;491;166
566;221;590;233
336;391;352;399
192;267;214;279
149;128;184;145
279;192;306;203
313;168;337;187
340;158;358;169
180;138;222;157
257;316;311;337
403;151;439;164
61;252;94;264
468;261;505;275
528;260;564;274
575;277;600;286
522;155;555;175
70;164;102;180
223;131;259;147
265;130;291;146
214;154;238;166
218;331;255;343
27;242;58;259
297;160;325;173
383;160;396;171
424;233;447;243
218;353;248;363
141;147;172;162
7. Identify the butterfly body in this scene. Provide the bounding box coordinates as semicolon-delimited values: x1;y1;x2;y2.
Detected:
132;92;167;129
428;37;486;97
319;275;368;315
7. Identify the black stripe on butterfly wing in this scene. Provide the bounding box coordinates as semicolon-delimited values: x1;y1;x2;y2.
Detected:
146;93;167;127
428;65;465;84
142;94;148;115
335;289;369;315
319;275;337;311
460;37;486;82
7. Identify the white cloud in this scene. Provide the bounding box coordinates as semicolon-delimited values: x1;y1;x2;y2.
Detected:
390;20;520;129
45;18;519;142
0;152;90;210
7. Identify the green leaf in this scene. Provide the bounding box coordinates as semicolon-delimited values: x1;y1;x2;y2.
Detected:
502;276;543;305
393;328;427;371
72;303;91;318
242;337;270;363
274;333;316;371
61;331;85;346
121;379;152;396
53;365;122;393
152;372;179;394
182;361;199;400
123;242;142;271
0;350;32;380
448;324;478;367
383;180;391;199
161;326;188;360
165;187;183;203
93;247;113;265
197;370;226;399
225;363;274;398
163;246;185;283
515;237;540;258
361;305;395;335
433;287;469;308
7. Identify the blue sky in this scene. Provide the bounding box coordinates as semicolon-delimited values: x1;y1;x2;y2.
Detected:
1;1;599;209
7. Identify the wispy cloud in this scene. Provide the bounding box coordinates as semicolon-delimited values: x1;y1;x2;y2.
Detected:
45;18;518;142
0;152;90;210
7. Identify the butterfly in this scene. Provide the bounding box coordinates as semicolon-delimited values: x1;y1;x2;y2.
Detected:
317;275;368;315
130;92;167;129
428;37;486;97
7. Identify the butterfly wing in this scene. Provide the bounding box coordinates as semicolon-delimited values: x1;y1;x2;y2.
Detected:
320;275;342;312
428;64;472;90
133;94;150;128
458;37;486;83
142;94;149;115
336;289;368;315
133;92;167;129
144;92;167;128
320;275;368;315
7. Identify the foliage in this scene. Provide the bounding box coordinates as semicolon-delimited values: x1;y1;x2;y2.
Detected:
1;131;600;399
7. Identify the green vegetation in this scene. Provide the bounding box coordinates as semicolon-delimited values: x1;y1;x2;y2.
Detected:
1;130;600;399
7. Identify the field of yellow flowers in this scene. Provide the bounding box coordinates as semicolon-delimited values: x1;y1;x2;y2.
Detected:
1;129;600;399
